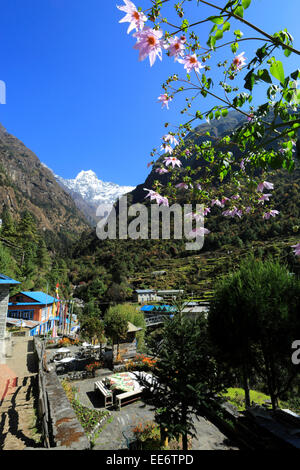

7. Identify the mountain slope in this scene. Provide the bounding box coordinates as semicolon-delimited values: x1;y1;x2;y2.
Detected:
69;111;299;306
0;123;90;249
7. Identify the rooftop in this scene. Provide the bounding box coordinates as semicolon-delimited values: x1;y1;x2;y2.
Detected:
10;291;59;305
0;274;20;285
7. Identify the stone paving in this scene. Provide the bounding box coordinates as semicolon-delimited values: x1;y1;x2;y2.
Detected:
69;374;239;451
0;336;42;450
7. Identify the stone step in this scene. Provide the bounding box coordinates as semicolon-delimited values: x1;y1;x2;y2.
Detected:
0;373;41;451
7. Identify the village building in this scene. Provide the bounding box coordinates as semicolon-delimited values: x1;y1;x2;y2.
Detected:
141;301;209;322
141;304;177;315
112;321;142;363
135;289;184;304
7;291;59;336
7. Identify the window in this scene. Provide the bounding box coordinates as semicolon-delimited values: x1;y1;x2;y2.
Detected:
8;310;34;320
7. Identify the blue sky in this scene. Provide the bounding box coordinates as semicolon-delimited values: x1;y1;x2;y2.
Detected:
0;0;299;186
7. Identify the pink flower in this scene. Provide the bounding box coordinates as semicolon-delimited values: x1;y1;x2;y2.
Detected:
185;211;204;222
232;52;246;70
211;199;224;208
117;0;147;34
155;167;168;174
263;210;279;219
158;93;172;109
178;54;204;74
144;188;159;201
240;159;246;171
160;143;173;154
291;243;300;256
143;188;169;206
163;134;179;146
175;182;189;190
158;196;169;207
203;207;211;216
133;27;163;66
221;197;230;204
257;181;274;192
188;227;210;238
166;36;186;60
222;207;243;218
164;156;182;168
258;193;272;204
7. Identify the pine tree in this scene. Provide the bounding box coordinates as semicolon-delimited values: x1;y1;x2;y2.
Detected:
1;206;16;240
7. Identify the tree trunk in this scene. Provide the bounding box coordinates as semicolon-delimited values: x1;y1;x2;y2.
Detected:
181;405;188;451
182;432;188;451
160;426;168;448
262;343;278;411
242;363;251;408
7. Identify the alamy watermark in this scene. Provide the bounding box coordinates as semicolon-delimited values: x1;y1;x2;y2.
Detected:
292;340;300;365
96;195;209;251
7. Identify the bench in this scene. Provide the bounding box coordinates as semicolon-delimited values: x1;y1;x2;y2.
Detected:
116;389;142;410
94;380;113;408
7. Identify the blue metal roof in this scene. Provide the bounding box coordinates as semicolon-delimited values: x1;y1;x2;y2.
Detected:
19;292;58;305
141;304;177;312
141;305;155;311
0;274;20;285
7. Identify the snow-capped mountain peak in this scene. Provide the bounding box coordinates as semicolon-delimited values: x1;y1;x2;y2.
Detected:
55;170;135;206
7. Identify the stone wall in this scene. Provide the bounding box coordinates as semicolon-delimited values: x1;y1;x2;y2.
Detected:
45;370;90;449
0;285;9;340
33;337;90;450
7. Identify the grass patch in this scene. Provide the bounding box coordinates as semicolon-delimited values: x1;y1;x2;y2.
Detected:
61;380;109;436
221;388;271;411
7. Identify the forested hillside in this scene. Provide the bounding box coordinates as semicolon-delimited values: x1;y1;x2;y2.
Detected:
0;113;299;308
69;165;299;310
68;110;299;310
0;123;90;250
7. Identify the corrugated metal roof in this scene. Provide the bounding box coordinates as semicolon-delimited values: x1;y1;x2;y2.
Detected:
141;305;177;312
0;274;20;285
141;305;155;311
135;289;155;294
20;292;58;305
6;318;40;328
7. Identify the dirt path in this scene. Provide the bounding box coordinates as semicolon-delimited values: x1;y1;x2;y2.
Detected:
0;336;42;450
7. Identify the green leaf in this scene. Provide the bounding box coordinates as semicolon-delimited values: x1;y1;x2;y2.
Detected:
181;19;189;32
242;0;251;9
207;35;216;49
284;48;292;57
234;6;244;18
290;69;300;80
244;69;256;91
257;69;272;84
231;42;239;53
234;29;243;39
269;58;285;85
222;22;231;32
209;16;224;25
215;30;223;40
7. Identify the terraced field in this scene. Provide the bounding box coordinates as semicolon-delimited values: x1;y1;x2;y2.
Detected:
129;236;300;301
